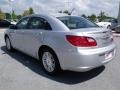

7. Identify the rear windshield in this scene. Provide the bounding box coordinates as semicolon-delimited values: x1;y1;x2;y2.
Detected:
57;16;98;29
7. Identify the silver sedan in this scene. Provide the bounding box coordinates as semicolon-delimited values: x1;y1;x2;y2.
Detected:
4;14;116;74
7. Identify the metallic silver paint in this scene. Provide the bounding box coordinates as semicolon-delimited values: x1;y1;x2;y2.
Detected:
4;14;116;72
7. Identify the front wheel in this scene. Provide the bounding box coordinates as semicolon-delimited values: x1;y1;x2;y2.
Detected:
40;49;61;75
5;37;13;51
107;25;111;29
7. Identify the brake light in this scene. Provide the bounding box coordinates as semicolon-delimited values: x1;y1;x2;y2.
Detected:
66;35;97;47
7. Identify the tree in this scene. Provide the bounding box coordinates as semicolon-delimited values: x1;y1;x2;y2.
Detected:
5;13;11;20
17;15;22;20
12;10;17;20
58;10;62;13
58;10;71;15
0;8;5;20
22;7;34;16
98;11;107;22
22;10;30;16
0;8;2;13
29;7;34;14
63;10;71;15
81;14;87;18
88;14;97;22
0;14;5;20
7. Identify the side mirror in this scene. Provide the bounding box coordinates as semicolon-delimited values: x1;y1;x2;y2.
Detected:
9;25;17;29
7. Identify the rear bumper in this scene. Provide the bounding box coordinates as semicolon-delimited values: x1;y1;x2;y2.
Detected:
58;43;116;72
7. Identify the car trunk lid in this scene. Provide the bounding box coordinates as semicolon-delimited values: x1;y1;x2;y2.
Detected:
71;28;113;48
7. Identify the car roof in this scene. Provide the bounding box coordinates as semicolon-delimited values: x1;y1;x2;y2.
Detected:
20;14;70;32
26;14;80;19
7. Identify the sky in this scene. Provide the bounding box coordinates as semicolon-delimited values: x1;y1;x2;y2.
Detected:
0;0;119;18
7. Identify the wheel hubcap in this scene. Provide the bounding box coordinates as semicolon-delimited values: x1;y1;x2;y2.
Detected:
42;52;55;72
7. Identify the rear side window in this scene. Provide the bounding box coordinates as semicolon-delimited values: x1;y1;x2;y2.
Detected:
58;16;98;29
28;17;52;30
17;17;29;29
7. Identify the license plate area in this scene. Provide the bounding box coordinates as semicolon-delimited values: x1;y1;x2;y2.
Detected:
105;51;113;60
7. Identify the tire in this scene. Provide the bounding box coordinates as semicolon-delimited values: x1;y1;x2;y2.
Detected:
40;48;61;75
5;37;13;51
107;25;111;29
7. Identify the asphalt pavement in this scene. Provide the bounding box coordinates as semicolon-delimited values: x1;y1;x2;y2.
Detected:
0;29;120;90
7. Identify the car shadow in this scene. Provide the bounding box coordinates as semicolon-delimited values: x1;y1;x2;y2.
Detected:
1;46;105;85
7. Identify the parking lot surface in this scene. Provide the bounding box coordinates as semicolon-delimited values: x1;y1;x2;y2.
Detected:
0;29;120;90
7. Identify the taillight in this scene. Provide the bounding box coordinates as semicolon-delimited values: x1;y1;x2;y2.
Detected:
66;35;97;47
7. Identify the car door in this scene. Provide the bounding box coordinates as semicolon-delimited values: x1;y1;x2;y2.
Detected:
10;17;29;51
22;16;52;58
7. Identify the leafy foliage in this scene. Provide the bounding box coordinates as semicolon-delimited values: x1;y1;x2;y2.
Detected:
88;14;97;22
0;9;5;20
22;7;34;16
97;11;107;22
12;10;17;20
81;14;87;18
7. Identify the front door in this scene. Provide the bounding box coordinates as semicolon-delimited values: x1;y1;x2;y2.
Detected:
10;17;29;51
22;16;52;58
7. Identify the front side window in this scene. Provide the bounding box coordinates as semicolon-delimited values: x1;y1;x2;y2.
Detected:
17;17;29;29
58;16;98;29
28;17;52;30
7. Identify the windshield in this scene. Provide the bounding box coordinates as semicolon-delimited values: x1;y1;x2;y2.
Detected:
57;16;98;29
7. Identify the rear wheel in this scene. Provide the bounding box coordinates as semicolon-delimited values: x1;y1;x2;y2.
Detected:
40;48;61;75
5;37;13;51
